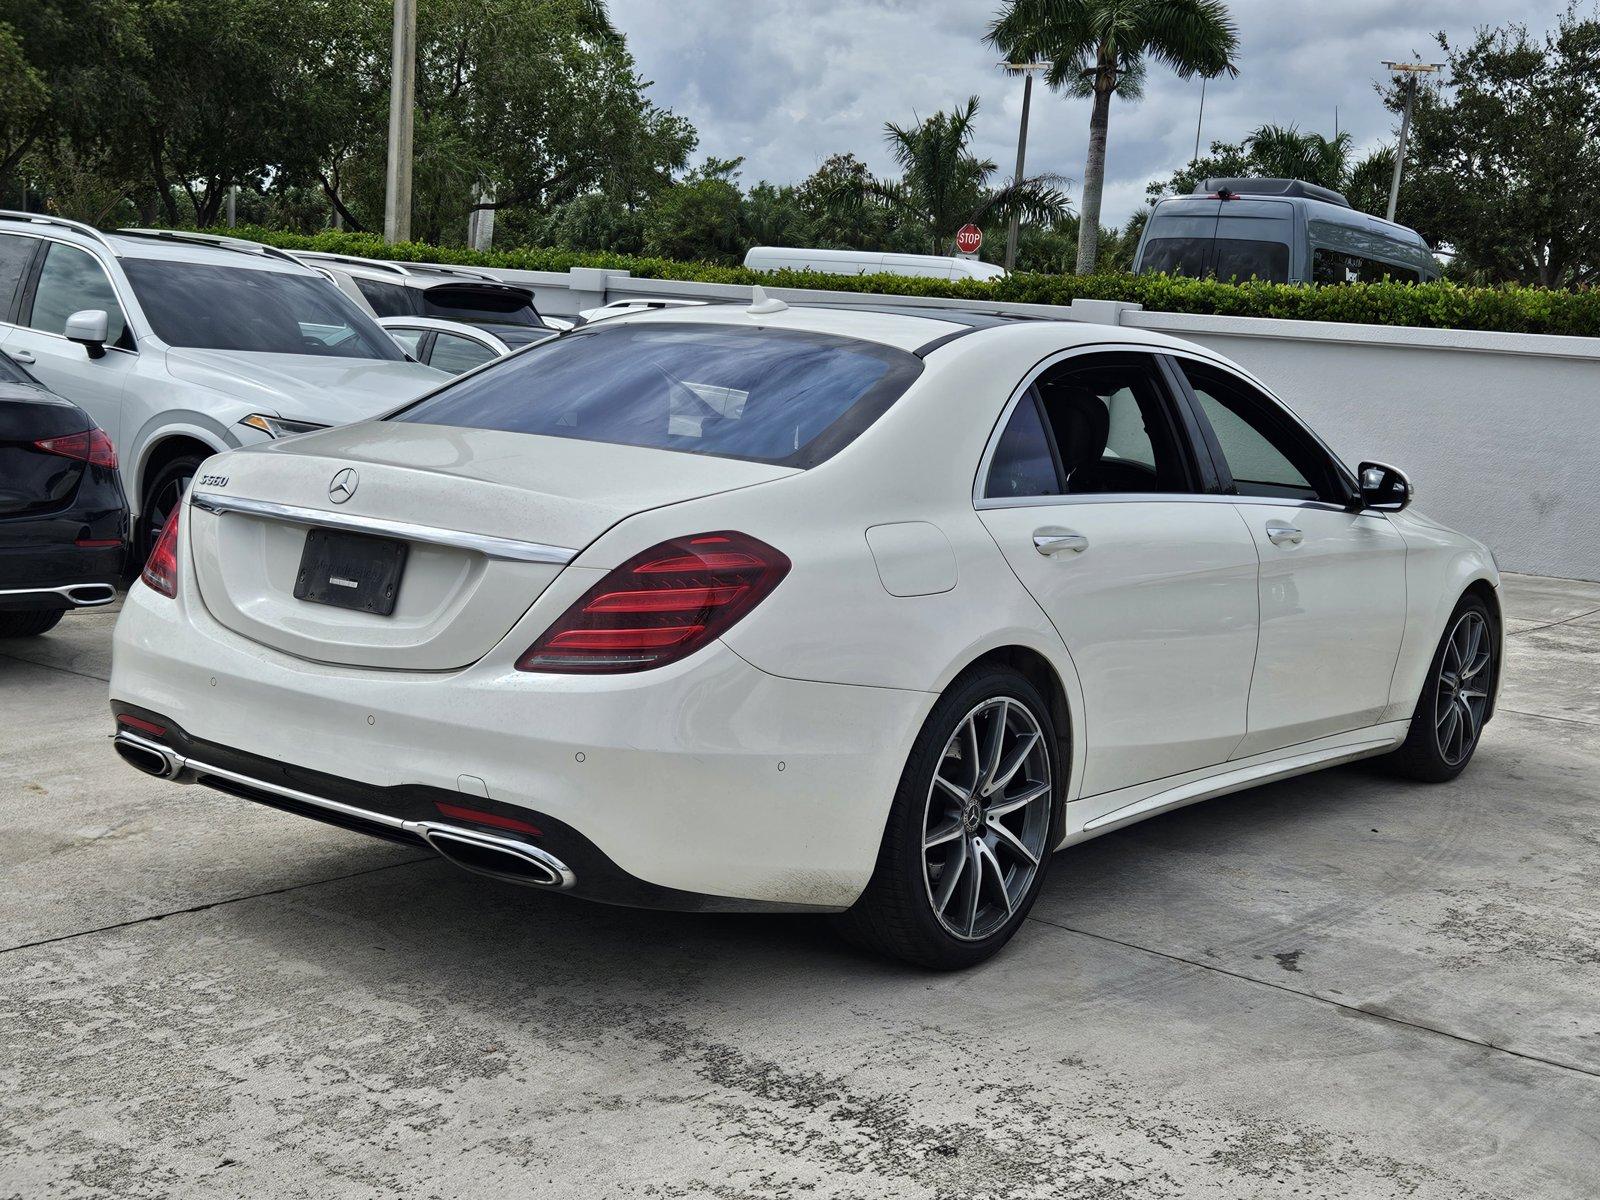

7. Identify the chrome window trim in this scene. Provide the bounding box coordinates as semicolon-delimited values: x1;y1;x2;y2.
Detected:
189;491;576;564
971;340;1363;512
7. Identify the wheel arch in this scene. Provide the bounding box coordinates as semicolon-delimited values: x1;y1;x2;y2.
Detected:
132;430;224;519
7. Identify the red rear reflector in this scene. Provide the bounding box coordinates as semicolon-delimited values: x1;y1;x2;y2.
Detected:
75;537;123;549
434;801;543;836
141;505;181;599
34;428;117;469
517;530;789;674
117;714;167;738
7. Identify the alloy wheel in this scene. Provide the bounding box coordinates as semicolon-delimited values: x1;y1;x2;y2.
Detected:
1434;610;1492;767
144;468;193;551
921;697;1053;941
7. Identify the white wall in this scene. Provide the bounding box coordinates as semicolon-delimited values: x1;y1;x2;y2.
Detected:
490;267;1600;580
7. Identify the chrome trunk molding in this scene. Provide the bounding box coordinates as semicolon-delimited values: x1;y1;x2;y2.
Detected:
189;492;576;565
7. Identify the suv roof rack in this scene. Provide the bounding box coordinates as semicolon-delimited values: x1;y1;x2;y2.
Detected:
0;210;121;254
403;261;500;283
1192;177;1352;208
291;250;413;277
115;228;308;266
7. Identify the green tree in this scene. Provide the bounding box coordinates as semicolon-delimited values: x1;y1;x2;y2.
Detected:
1147;124;1393;216
1395;6;1600;288
643;156;746;263
875;96;1070;255
987;0;1239;274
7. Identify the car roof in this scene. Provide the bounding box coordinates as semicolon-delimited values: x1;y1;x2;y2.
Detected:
375;315;515;347
595;298;1209;358
0;213;324;273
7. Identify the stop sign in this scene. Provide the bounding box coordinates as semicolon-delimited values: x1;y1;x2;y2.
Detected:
955;223;983;254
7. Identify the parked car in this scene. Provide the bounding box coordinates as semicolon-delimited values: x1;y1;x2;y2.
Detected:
1133;177;1441;284
109;299;1500;969
0;214;445;556
375;315;542;374
744;245;1006;281
292;252;569;341
0;349;126;637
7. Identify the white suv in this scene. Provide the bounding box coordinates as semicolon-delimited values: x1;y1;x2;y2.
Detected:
0;214;445;553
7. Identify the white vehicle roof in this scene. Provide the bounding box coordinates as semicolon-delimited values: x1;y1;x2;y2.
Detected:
599;297;1211;359
375;315;517;351
744;245;1007;282
0;213;327;274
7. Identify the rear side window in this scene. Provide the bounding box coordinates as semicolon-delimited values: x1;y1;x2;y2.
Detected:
428;332;498;374
393;323;923;467
354;278;415;316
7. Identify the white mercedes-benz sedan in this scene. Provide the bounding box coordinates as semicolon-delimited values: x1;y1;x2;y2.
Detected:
109;297;1502;968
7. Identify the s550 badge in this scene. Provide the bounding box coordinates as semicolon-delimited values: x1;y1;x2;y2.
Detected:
198;474;229;488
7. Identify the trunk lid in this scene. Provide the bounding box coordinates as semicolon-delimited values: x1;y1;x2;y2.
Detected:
0;384;89;519
187;421;798;669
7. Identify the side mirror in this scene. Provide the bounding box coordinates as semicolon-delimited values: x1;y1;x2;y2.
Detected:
1358;461;1412;512
64;309;110;359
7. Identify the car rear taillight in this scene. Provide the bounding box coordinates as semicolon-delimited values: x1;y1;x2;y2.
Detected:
34;427;117;469
141;506;181;598
517;531;790;674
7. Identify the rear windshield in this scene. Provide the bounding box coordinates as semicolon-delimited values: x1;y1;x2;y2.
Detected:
124;261;405;359
1139;237;1289;283
391;322;923;467
422;283;544;329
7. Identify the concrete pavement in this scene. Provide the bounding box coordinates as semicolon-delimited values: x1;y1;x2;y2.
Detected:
1;575;1597;1199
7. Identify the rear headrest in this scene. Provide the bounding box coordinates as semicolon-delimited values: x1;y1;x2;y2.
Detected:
1042;387;1110;474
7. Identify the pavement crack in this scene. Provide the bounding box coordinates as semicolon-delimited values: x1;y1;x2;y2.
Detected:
1505;605;1600;637
1025;913;1600;1082
0;648;111;684
0;856;434;957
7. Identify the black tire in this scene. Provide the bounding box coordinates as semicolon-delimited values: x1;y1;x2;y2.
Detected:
139;454;202;566
0;610;65;638
1385;593;1497;783
835;666;1062;970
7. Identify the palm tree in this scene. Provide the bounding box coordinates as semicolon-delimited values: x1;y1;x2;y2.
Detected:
876;96;1071;255
1243;125;1353;192
987;0;1240;274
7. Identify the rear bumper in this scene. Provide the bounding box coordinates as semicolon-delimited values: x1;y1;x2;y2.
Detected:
109;578;933;910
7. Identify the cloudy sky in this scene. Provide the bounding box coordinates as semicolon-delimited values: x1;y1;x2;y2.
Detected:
610;0;1563;224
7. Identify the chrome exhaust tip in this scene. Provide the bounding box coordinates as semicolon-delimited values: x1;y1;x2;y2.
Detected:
63;583;116;608
115;738;173;778
422;826;575;890
113;733;188;781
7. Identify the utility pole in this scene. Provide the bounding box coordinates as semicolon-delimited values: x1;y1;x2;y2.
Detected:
384;0;417;244
1001;62;1048;273
226;185;236;228
1382;61;1443;223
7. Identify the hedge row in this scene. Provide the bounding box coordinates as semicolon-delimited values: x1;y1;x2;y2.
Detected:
230;225;1600;338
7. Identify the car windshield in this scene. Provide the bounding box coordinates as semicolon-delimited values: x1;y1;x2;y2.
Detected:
391;322;923;467
123;260;405;359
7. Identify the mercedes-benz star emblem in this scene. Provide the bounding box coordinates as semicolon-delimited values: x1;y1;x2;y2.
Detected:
328;467;359;504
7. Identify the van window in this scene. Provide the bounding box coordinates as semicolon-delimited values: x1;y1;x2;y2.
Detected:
1312;249;1421;284
1140;237;1288;283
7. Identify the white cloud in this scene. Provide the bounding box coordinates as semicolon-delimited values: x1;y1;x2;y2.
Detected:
610;0;1561;223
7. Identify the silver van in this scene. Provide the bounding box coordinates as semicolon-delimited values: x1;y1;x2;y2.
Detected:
1133;178;1440;285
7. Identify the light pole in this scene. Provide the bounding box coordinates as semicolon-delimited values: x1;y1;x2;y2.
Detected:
1382;61;1444;223
1193;78;1207;162
1001;61;1048;273
384;0;417;244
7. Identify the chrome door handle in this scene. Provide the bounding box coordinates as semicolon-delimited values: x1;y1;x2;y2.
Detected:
1265;520;1303;546
9;350;34;363
1033;528;1089;556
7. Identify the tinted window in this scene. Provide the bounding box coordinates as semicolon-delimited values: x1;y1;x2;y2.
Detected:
1140;237;1290;283
1181;363;1340;502
29;243;130;347
123;261;404;359
1211;239;1289;283
354;277;416;316
393;323;923;467
385;327;426;355
421;283;543;329
0;233;36;320
1312;248;1421;285
428;332;498;374
1035;357;1189;494
985;394;1059;498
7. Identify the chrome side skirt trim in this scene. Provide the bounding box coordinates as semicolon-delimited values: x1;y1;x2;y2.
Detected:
113;730;575;890
190;492;576;565
0;583;117;607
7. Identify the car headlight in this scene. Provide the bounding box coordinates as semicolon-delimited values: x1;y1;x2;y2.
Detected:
238;414;329;439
